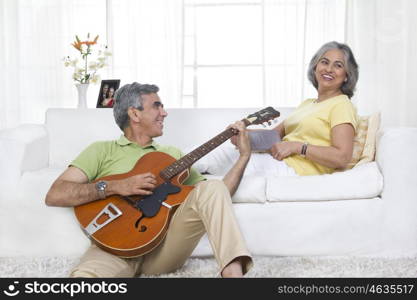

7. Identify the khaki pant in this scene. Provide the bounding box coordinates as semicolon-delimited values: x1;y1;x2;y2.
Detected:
70;180;253;277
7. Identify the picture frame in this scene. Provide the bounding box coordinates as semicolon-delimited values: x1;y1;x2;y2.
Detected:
96;79;121;108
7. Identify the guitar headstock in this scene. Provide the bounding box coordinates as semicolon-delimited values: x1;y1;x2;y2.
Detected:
245;107;280;126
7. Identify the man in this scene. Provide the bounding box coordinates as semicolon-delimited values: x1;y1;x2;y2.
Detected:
45;82;253;277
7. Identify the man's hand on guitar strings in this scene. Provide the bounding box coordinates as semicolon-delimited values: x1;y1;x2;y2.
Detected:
112;172;157;196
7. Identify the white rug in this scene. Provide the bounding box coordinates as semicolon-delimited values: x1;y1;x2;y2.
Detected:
1;256;417;277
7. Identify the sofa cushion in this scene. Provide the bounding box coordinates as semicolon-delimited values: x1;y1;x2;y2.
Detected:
346;112;381;169
189;144;238;175
9;167;90;256
46;109;122;168
346;115;369;169
189;143;297;177
266;162;383;202
356;112;380;166
17;167;65;207
204;175;266;203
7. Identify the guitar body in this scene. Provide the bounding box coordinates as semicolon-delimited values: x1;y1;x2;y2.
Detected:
74;151;194;258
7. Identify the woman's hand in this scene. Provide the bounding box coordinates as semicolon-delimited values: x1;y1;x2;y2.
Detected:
269;141;301;160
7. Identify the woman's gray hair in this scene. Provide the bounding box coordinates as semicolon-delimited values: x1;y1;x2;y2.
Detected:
113;82;159;131
307;41;359;98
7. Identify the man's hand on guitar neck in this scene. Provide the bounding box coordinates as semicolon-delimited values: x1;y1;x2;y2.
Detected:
222;121;251;196
229;121;251;159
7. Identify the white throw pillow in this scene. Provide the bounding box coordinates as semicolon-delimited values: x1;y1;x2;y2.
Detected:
184;143;238;175
184;143;297;177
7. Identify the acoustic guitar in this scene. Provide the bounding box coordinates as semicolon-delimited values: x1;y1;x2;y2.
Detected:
74;107;280;257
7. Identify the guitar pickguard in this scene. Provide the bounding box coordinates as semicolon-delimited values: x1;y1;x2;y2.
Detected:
135;182;181;217
132;182;181;232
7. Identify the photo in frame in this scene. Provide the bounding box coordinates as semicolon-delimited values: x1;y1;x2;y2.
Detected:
96;79;121;108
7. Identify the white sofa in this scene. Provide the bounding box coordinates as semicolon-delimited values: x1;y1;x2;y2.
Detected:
1;108;417;262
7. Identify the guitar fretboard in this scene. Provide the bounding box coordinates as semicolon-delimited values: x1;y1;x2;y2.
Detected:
160;128;234;181
160;119;249;181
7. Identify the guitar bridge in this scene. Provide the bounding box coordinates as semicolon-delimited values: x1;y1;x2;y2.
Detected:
84;203;122;235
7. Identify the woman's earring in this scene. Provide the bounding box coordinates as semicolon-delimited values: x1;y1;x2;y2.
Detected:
344;77;348;82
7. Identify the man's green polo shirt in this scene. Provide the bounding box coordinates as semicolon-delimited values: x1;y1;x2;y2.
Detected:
71;135;205;185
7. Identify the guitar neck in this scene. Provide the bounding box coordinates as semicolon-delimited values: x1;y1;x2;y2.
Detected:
160;119;250;181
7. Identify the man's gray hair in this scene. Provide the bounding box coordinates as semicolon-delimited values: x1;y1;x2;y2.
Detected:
307;41;359;98
113;82;159;131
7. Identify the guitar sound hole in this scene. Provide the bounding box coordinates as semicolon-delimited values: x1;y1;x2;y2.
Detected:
135;216;147;232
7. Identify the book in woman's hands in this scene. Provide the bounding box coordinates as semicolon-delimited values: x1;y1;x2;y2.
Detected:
249;130;281;152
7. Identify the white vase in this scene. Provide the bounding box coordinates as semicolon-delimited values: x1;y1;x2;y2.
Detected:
75;83;89;108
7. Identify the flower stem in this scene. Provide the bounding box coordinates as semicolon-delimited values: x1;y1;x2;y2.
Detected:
84;47;88;84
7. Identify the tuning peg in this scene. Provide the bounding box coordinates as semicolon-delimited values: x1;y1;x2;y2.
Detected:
267;121;272;126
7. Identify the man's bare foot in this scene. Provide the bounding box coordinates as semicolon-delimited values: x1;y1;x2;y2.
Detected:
221;258;244;278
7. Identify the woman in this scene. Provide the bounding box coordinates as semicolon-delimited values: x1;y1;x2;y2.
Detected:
102;87;115;107
232;41;359;176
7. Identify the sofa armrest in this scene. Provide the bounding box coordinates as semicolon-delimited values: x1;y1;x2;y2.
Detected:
376;127;417;196
0;124;48;197
376;127;417;253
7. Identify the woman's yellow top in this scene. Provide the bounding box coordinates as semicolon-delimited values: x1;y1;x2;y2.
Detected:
283;94;358;175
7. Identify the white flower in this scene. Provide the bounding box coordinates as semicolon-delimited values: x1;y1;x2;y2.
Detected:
63;34;111;84
69;59;78;67
89;61;98;71
90;74;101;84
